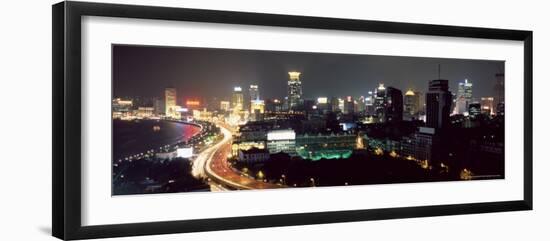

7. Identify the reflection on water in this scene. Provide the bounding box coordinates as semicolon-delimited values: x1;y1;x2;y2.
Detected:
112;119;201;161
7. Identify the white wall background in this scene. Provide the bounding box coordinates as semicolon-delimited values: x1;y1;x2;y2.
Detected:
0;0;547;240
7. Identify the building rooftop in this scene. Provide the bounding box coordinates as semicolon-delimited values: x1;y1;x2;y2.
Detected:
240;147;269;154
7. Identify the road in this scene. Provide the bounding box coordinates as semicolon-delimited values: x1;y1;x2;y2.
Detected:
194;122;282;190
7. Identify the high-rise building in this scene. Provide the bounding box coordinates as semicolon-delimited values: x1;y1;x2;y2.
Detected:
365;91;375;115
480;97;495;116
385;87;403;122
330;96;340;112
416;91;425;114
426;79;452;129
344;96;355;114
404;89;420;118
414;127;435;163
458;79;473;103
494;73;505;105
356;96;366;113
165;87;177;117
249;85;259;101
374;84;387;121
287;71;303;111
338;98;345;112
231;86;244;112
230;86;245;123
454;96;468;115
455;79;473;115
374;84;403;123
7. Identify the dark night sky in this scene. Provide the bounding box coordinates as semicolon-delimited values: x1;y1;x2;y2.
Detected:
113;45;504;102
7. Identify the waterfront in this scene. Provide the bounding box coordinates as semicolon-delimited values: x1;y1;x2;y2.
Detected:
113;119;201;161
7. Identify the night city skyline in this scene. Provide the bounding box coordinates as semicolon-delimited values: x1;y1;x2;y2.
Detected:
111;44;505;195
113;45;504;101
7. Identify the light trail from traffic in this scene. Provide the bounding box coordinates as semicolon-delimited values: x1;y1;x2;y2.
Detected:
204;123;282;190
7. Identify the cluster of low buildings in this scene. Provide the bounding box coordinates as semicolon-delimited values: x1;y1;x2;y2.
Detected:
234;127;361;164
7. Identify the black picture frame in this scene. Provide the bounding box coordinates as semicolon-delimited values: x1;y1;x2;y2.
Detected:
52;1;533;240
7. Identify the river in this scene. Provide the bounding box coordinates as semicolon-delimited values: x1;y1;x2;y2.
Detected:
112;119;201;161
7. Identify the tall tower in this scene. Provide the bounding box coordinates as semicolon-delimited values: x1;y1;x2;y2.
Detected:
374;84;387;122
344;96;354;114
494;73;505;104
164;87;177;117
385;87;403;122
404;89;420;118
426;79;452;129
365;91;375;115
374;84;402;123
249;85;259;101
231;86;244;112
455;79;473;114
287;71;303;111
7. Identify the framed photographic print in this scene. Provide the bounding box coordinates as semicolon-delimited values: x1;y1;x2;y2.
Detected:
52;1;533;240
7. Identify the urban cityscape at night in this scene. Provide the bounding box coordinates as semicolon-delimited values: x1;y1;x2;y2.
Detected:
112;45;505;195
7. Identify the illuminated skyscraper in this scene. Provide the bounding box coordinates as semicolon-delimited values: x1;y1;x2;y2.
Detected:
330;96;340;112
338;98;345;112
455;79;473;114
287;71;303;111
494;73;505;104
384;87;403;122
374;84;387;121
415;91;424;114
365;91;375;115
374;84;403;123
164;87;177;117
480;97;495;115
344;96;354;114
356;96;366;113
426;79;452;129
404;89;420;117
249;85;259;101
230;86;245;124
231;86;244;112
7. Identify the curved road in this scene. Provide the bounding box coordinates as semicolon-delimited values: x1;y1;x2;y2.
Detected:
194;123;282;190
